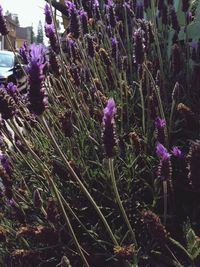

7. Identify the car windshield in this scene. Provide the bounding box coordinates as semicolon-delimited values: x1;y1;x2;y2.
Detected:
0;53;14;68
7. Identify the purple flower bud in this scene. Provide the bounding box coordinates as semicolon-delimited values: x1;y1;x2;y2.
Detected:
86;34;95;58
19;42;29;64
155;117;166;128
136;1;144;19
155;117;166;145
102;98;117;158
45;24;59;54
0;154;12;176
171;146;182;158
65;1;76;13
106;2;117;28
156;144;172;182
182;0;190;13
161;4;168;25
133;28;145;65
6;82;19;104
80;9;89;35
111;37;118;61
65;1;80;39
0;5;9;35
49;50;61;77
171;8;180;32
156;143;171;161
27;44;48;115
172;44;181;76
44;3;52;25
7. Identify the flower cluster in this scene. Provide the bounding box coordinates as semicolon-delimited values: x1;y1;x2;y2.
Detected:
27;44;48;115
102;98;117;158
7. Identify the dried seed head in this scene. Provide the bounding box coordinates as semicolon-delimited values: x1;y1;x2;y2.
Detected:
143;210;169;244
59;110;73;138
99;48;111;67
113;245;135;260
172;82;180;101
61;256;72;267
177;103;199;132
47;197;60;225
129;132;142;156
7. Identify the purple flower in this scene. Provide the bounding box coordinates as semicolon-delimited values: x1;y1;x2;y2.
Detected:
133;28;145;65
182;0;190;13
103;98;116;123
86;34;95;58
6;82;17;94
0;154;12;175
65;1;76;13
91;0;99;8
5;82;19;103
44;3;52;25
80;9;89;35
0;5;9;35
111;37;118;60
155;117;166;128
0;88;16;120
172;146;182;158
156;143;172;182
171;8;180;32
19;42;29;64
27;44;48;115
155;117;166;144
156;143;171;161
102;98;117;158
45;24;59;54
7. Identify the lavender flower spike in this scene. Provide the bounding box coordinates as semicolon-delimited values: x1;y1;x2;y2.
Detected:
102;98;117;158
27;44;48;115
45;24;59;54
172;146;182;158
44;3;52;25
155;117;166;145
156;143;170;161
0;5;9;35
103;98;117;123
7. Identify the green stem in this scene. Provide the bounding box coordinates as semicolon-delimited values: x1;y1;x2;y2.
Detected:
163;180;167;225
108;158;138;253
139;80;146;135
169;237;193;262
40;116;118;246
45;172;90;267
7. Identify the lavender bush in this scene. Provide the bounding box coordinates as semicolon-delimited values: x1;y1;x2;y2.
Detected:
0;0;200;266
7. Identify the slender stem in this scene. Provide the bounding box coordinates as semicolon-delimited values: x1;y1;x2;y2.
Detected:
139;80;146;135
169;237;192;262
169;99;176;142
108;159;138;250
44;171;90;267
163;180;167;225
40;116;118;246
